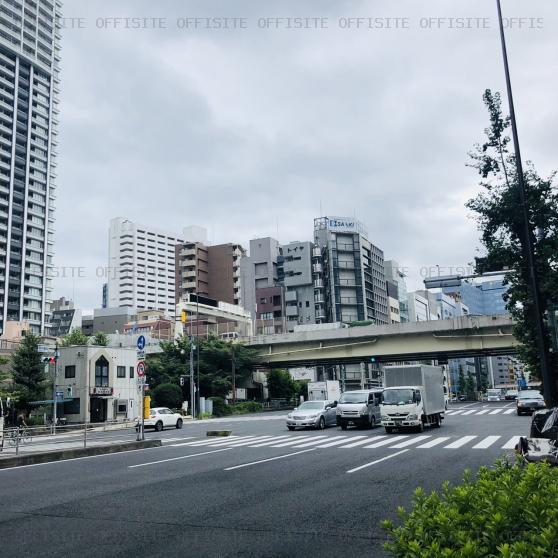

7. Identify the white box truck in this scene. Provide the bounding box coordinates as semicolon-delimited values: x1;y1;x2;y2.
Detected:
380;365;445;433
308;380;341;402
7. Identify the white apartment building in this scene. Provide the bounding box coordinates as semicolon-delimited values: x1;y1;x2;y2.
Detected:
0;0;62;334
108;217;185;315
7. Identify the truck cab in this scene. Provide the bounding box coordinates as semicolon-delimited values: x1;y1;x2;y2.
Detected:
336;389;382;429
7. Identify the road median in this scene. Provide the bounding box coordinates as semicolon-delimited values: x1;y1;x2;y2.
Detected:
0;439;162;469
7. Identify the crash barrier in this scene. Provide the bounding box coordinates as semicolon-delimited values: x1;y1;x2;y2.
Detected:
0;420;138;457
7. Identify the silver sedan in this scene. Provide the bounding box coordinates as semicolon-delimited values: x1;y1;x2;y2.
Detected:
286;400;338;430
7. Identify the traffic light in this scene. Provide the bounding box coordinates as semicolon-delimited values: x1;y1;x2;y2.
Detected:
181;310;187;323
179;376;185;387
370;357;377;363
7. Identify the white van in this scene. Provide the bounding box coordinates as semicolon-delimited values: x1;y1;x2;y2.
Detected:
336;389;383;429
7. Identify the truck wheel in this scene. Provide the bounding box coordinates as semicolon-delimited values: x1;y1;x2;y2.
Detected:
385;427;393;434
433;415;441;428
416;422;424;433
369;416;376;429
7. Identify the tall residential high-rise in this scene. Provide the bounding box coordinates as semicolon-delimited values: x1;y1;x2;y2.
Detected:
0;1;62;334
279;240;315;332
313;217;389;325
107;217;184;315
175;241;245;306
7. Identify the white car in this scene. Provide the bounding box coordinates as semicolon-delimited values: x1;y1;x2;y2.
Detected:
140;407;184;431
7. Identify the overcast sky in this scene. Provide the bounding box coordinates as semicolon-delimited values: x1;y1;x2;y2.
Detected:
54;0;558;310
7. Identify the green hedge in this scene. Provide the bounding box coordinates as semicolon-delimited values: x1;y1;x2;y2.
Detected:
232;401;263;414
382;460;558;558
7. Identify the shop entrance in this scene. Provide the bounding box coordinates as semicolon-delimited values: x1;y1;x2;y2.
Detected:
90;397;108;423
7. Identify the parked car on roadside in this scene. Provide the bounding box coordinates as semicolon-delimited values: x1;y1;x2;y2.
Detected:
286;400;337;430
138;407;184;431
457;394;467;401
516;390;545;416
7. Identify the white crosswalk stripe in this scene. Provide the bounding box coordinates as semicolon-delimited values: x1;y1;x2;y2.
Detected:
340;436;386;448
389;435;431;449
503;409;515;415
314;436;356;448
444;436;477;449
223;436;280;447
461;410;477;415
473;436;501;449
502;436;521;449
489;409;503;415
364;436;408;449
417;437;450;448
475;409;490;415
248;436;293;447
291;437;343;448
170;436;248;447
268;436;316;448
449;410;465;415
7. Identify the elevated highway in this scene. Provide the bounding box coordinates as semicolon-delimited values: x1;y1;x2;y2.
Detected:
245;315;518;367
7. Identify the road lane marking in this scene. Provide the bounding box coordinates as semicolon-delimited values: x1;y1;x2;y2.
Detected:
221;436;279;447
449;410;465;415
389;435;431;449
502;436;521;449
129;447;233;468
503;409;515;415
346;450;410;474
314;436;355;448
461;410;477;415
444;436;477;449
364;436;408;449
417;437;450;448
489;409;503;415
268;436;319;447
248;436;293;447
339;436;385;448
475;410;490;415
473;436;501;449
171;435;248;447
224;449;316;471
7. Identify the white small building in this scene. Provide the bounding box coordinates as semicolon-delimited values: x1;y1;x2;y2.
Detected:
57;346;141;424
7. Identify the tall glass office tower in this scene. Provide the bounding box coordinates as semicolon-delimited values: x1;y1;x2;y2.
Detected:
0;0;61;334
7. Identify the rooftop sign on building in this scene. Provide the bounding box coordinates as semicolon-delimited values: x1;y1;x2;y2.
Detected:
314;216;368;236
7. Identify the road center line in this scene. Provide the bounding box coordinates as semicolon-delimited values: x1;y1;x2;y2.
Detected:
129;447;233;468
224;449;316;471
346;449;410;474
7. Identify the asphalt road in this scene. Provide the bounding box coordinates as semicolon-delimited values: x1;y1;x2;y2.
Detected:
0;401;531;557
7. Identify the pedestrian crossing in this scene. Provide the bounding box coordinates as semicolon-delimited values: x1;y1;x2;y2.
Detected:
445;408;516;416
167;433;522;452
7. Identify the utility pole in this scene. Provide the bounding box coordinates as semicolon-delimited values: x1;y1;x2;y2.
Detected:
52;342;59;434
190;335;196;419
231;344;236;407
496;0;557;406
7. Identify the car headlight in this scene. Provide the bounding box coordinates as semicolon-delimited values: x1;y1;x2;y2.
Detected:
517;402;525;406
381;415;389;421
407;414;418;420
309;414;319;419
287;413;292;418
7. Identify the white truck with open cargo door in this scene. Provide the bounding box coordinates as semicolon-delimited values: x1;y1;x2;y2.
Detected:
380;365;446;433
308;380;341;402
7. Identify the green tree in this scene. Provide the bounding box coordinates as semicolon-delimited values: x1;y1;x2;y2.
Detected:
91;331;109;346
151;383;183;409
458;367;466;394
466;89;558;386
146;336;261;399
11;333;46;411
266;369;296;400
60;328;89;347
464;373;476;400
0;355;12;400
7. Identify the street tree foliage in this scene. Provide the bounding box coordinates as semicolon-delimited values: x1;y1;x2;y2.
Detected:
91;331;109;346
60;328;89;347
467;89;558;381
146;336;261;399
11;333;46;410
151;383;183;409
0;355;12;400
266;369;296;400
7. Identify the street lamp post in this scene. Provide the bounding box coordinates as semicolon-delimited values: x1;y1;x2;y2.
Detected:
52;342;59;434
495;0;556;406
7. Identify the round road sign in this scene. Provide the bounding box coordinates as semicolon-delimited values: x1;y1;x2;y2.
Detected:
137;360;146;377
137;335;146;351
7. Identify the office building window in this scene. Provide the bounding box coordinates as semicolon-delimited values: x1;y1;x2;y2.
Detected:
65;365;76;378
129;366;134;378
117;366;126;378
63;398;81;415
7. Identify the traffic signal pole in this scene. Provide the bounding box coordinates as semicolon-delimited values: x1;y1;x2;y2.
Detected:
496;0;557;406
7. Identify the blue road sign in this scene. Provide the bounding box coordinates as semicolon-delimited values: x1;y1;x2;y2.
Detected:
137;335;146;351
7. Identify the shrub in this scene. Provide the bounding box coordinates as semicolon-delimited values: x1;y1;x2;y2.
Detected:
232;401;263;414
209;396;232;417
151;383;183;409
382;460;558;557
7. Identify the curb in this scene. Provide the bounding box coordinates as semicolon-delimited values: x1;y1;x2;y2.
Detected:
0;439;162;469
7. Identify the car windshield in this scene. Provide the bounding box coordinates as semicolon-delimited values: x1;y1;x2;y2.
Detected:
339;392;367;404
518;390;542;399
297;402;324;410
487;390;500;396
382;389;414;405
